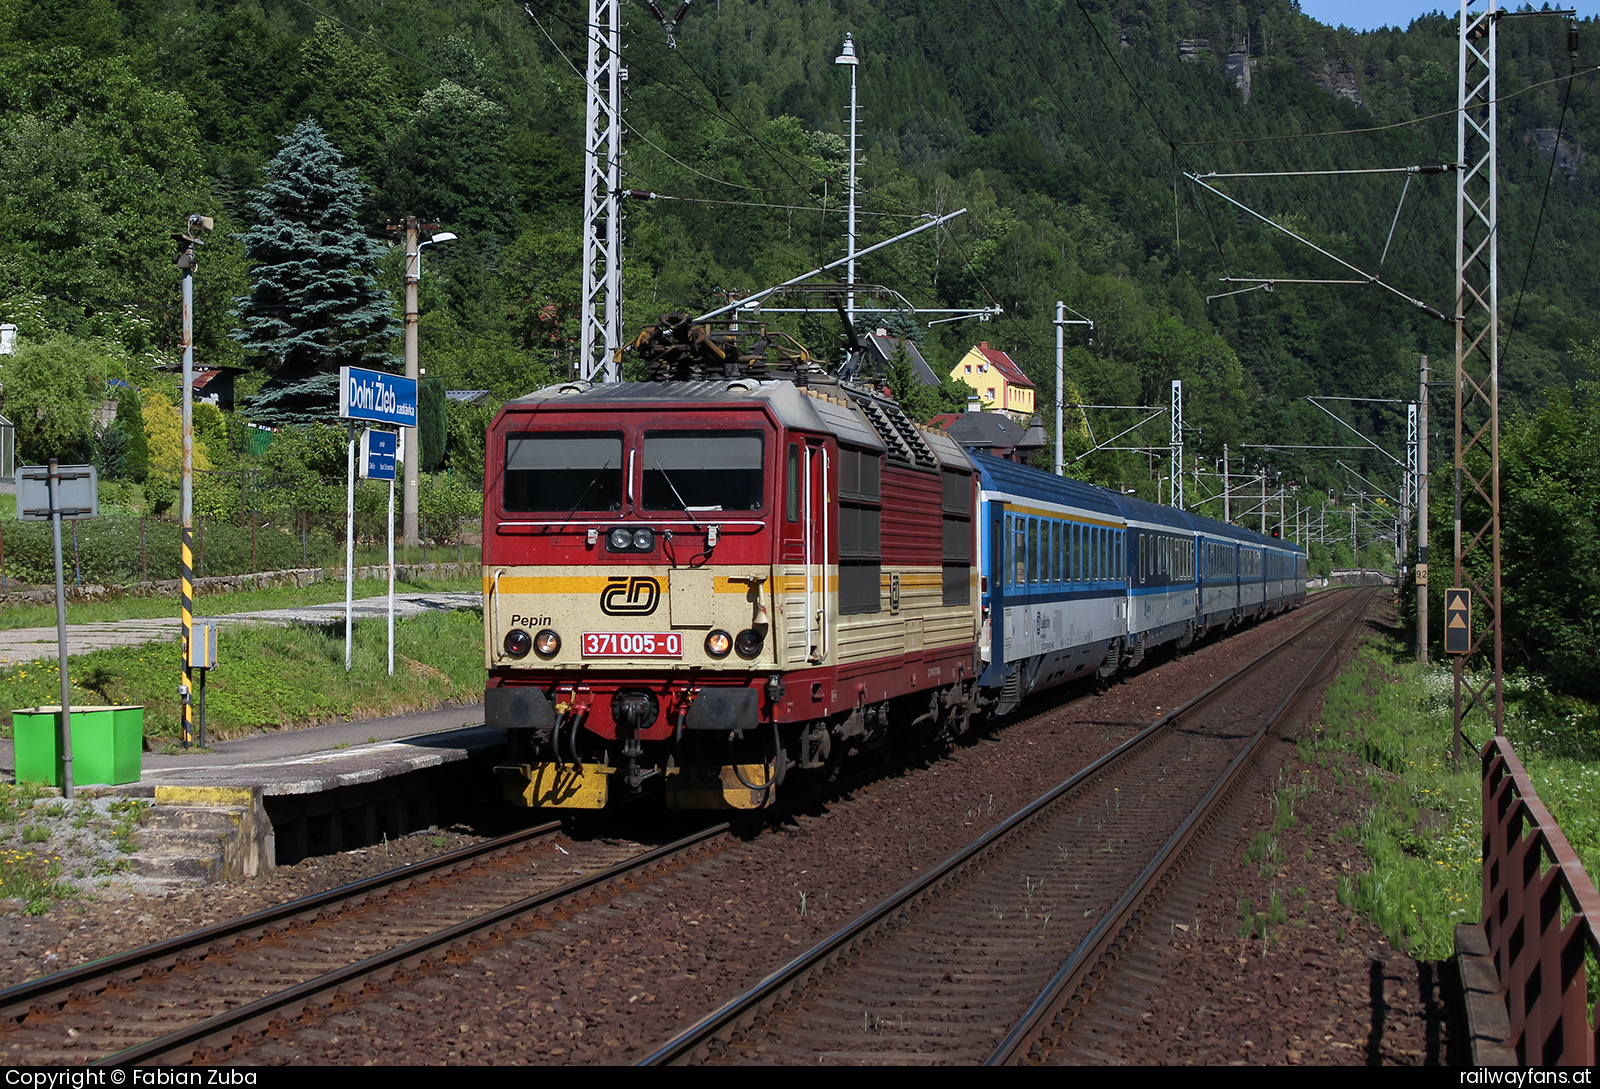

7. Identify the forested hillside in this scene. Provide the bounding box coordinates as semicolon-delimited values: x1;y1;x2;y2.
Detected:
2;0;1597;506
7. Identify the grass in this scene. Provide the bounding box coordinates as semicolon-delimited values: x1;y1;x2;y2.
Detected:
108;798;148;852
0;607;486;740
0;571;478;630
1306;646;1488;958
0;847;73;914
1308;639;1600;966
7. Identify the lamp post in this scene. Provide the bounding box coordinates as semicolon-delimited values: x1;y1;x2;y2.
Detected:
835;34;859;329
403;223;456;548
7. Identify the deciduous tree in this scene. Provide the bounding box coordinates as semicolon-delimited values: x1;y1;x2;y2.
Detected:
0;334;103;463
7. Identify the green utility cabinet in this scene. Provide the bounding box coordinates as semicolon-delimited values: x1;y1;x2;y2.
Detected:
11;705;144;787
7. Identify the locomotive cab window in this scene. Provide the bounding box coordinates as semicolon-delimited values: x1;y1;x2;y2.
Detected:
504;432;623;512
643;431;764;511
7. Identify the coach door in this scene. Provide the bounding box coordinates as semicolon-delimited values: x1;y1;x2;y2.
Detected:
802;439;830;664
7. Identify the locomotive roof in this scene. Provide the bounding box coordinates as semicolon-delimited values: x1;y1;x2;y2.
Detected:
504;379;971;474
968;451;1124;518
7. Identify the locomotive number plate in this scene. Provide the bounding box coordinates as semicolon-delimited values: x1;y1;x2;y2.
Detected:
581;632;683;658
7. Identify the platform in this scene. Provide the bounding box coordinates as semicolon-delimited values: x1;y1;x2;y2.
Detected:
0;703;510;867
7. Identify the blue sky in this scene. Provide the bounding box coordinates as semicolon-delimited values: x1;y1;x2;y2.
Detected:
1299;2;1600;33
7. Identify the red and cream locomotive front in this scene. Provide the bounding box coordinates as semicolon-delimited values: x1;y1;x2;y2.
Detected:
485;385;784;809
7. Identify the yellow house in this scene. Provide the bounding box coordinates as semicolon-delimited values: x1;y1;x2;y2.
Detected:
949;342;1034;422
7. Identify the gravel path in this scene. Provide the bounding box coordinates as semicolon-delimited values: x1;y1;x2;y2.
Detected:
0;592;479;667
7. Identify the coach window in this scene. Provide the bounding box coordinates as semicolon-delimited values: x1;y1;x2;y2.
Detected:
1014;519;1027;586
643;431;763;511
1004;515;1014;588
504;432;623;512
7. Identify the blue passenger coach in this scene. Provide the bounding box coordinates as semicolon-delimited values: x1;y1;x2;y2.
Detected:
973;452;1128;713
969;450;1307;716
1187;512;1255;636
1114;493;1197;664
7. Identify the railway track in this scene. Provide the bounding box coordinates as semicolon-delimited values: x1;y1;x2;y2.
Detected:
0;819;735;1064
639;588;1373;1065
0;592;1360;1066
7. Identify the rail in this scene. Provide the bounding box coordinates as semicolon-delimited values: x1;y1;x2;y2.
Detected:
1480;735;1600;1066
0;821;562;1026
638;588;1369;1065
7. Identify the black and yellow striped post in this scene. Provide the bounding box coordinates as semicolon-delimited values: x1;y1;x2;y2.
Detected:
180;521;194;748
175;214;210;749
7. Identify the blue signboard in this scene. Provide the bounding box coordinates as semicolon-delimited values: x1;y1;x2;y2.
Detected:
360;429;397;481
339;366;418;427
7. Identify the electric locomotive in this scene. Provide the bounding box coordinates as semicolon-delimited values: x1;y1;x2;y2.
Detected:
485;348;982;810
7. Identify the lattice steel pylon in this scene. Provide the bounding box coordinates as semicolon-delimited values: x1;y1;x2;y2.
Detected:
580;0;624;382
1169;380;1184;510
1453;0;1503;751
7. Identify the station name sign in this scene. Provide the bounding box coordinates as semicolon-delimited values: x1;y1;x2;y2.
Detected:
339;366;417;426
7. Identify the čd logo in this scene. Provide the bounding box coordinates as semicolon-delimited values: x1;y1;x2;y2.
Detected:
601;576;661;616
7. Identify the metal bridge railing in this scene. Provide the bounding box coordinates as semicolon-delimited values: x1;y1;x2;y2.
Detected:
1481;735;1600;1066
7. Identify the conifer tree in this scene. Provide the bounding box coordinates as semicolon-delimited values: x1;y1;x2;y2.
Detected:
233;121;396;426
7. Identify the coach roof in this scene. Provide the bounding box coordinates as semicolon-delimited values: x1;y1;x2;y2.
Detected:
969;451;1123;519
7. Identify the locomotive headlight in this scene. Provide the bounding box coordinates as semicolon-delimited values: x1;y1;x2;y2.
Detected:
631;527;655;551
608;527;633;551
503;629;533;659
734;628;764;659
705;630;732;659
533;629;561;659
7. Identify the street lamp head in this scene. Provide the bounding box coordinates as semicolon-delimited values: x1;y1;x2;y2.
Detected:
835;33;858;65
428;232;458;244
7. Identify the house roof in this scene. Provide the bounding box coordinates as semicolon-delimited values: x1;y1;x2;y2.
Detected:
864;333;940;387
971;342;1033;389
927;410;1044;451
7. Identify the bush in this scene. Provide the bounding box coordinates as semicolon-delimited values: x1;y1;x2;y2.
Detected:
0;515;346;584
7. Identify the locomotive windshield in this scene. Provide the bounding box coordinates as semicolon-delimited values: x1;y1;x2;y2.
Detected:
642;431;764;512
503;432;623;511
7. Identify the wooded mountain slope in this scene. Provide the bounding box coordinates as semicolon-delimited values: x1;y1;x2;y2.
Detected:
2;0;1597;502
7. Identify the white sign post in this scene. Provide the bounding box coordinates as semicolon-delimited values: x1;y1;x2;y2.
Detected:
361;429;399;676
339;368;415;674
17;462;98;801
